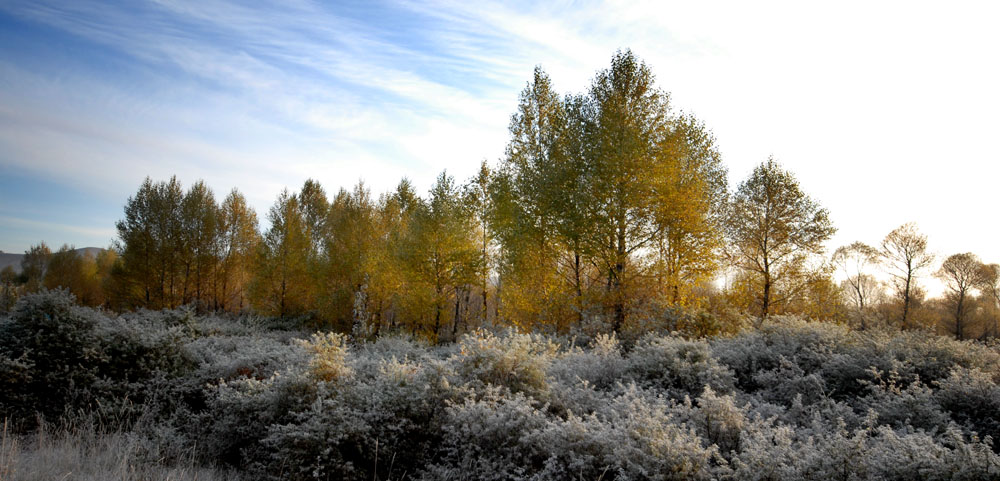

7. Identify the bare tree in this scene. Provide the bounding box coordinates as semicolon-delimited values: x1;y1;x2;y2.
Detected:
936;252;986;340
879;223;934;330
832;242;881;328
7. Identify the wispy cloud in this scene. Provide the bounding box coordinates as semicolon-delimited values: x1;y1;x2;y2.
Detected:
0;0;998;265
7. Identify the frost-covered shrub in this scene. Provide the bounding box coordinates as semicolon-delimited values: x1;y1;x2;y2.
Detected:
0;291;200;426
627;334;735;397
451;329;558;399
263;356;459;481
886;332;1000;385
0;290;104;421
427;384;723;481
549;333;627;390
621;304;737;344
424;388;547;481
300;331;353;383
729;418;805;480
685;386;746;456
91;314;196;410
935;367;1000;445
858;368;949;432
350;333;432;376
861;425;1000;481
198;370;316;470
750;355;828;406
527;387;722;481
185;334;307;383
0;349;34;422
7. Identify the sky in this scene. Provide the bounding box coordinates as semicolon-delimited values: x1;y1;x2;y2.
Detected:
1;0;999;288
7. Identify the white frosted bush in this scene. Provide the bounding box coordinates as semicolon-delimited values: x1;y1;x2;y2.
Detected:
627;334;735;397
451;329;558;399
549;333;627;390
185;335;307;383
422;388;546;481
858;368;949;432
299;331;353;383
935;367;1000;443
685;386;747;456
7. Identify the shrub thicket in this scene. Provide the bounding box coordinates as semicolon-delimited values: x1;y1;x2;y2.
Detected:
4;292;1000;480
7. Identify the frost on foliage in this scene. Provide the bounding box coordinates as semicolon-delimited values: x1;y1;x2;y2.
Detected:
935;367;1000;444
7;293;1000;480
627;334;735;397
299;331;353;383
452;329;558;399
549;333;627;390
858;367;949;432
428;385;721;481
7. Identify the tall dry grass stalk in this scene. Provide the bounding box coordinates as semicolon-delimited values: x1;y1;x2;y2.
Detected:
1;418;21;480
0;417;242;481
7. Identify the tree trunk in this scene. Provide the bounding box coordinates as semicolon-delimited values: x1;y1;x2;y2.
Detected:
574;251;584;325
452;286;462;339
761;270;771;320
901;269;912;330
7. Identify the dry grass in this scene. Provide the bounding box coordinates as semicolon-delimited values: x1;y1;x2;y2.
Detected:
0;418;242;481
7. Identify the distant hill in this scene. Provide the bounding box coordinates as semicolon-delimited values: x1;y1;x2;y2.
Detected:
0;247;105;274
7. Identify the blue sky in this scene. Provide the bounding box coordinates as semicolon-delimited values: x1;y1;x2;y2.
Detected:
1;0;999;283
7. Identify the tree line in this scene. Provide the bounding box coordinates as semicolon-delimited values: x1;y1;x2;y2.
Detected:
3;50;997;340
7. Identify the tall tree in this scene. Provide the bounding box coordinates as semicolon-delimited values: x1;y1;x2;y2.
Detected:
217;189;259;311
463;161;496;323
181;180;220;311
402;172;481;341
323;182;376;329
651;113;728;306
115;178;157;307
365;179;421;335
299;178;329;255
879;223;934;330
20;242;51;292
587;49;673;331
725;157;835;319
0;266;17;313
936;252;986;339
977;263;1000;337
251;189;312;319
493;66;573;329
832;241;882;327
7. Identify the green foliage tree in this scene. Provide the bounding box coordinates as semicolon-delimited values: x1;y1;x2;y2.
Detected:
586;50;675;331
493;52;729;332
725;157;835;319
